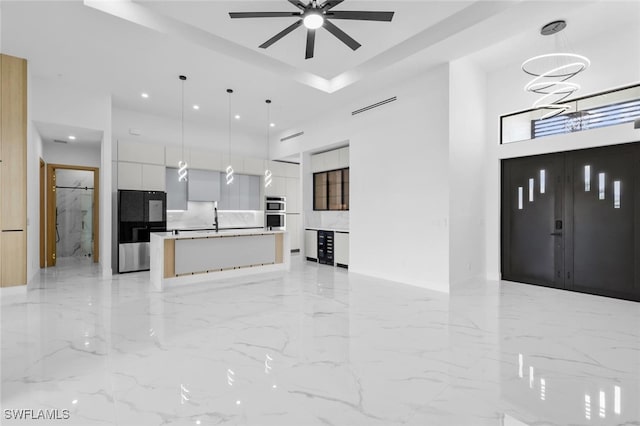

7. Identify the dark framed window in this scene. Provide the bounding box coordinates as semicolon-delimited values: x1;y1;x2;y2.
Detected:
313;168;349;211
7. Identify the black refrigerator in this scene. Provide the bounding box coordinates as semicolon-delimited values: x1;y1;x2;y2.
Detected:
118;190;166;273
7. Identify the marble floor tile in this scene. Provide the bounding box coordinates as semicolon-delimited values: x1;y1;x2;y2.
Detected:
1;257;638;425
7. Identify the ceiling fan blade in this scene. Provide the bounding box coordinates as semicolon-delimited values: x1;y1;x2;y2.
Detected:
288;0;307;10
305;29;316;59
259;19;304;49
323;20;361;51
230;11;302;19
320;0;344;10
327;11;395;21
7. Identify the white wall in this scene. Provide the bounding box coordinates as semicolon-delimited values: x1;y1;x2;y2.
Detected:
31;77;113;276
282;66;452;293
113;108;266;158
482;19;640;280
43;142;100;168
448;57;487;286
26;62;43;282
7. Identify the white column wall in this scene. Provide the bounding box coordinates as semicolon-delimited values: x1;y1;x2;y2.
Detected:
448;58;488;286
277;65;452;293
26;63;43;282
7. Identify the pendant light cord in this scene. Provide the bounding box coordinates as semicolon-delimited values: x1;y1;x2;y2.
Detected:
181;78;185;159
228;91;232;158
266;101;271;159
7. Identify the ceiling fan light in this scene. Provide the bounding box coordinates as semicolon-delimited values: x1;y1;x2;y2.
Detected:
303;13;324;29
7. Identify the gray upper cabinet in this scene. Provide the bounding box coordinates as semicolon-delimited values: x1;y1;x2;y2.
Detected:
165;167;187;210
167;167;260;211
219;173;260;210
188;169;221;202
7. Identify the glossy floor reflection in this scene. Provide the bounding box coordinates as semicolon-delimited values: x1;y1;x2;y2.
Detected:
1;256;638;425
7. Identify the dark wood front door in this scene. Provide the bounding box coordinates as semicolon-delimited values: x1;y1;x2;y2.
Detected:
502;142;640;301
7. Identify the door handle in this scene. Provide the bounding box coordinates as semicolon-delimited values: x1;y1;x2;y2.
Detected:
550;232;563;236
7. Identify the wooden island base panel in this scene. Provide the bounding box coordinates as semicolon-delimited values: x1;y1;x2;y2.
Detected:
150;230;289;291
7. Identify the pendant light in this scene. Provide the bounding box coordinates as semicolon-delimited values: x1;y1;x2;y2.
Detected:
264;99;273;188
226;89;234;185
522;20;590;119
177;75;188;182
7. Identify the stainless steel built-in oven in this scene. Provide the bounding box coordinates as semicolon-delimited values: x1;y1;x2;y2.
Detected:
265;213;286;230
265;196;286;212
265;196;286;230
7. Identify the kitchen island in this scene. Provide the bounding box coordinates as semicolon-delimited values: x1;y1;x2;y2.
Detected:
150;229;289;291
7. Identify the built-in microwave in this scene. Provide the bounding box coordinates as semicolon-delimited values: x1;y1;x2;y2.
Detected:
265;213;286;230
265;196;286;212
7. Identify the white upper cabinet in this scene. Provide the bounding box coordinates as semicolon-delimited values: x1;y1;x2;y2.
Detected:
311;147;348;172
265;176;286;197
118;162;142;190
283;162;299;178
221;154;245;174
118;162;166;191
142;164;166;191
285;177;300;213
190;149;222;171
119;141;165;165
243;157;266;175
166;145;190;167
337;147;349;169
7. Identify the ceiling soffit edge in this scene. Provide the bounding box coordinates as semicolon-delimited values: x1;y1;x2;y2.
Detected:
84;0;519;94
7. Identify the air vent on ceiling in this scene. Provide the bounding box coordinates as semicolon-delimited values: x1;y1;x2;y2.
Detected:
53;139;68;144
352;96;397;116
280;131;304;142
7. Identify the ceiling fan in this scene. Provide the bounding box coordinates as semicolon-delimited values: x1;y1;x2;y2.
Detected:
229;0;395;59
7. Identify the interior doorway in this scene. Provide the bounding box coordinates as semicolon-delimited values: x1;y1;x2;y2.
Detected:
501;142;640;301
46;164;99;267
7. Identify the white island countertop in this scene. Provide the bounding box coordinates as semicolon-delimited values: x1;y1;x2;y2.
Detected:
154;228;285;240
150;229;289;291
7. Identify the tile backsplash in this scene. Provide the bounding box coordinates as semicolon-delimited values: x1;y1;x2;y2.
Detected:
305;210;349;231
168;202;264;230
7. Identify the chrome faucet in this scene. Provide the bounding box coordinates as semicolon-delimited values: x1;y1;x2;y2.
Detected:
214;202;219;233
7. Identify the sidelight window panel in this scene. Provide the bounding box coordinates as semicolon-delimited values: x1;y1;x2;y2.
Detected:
518;187;523;210
540;170;546;194
529;178;534;202
599;173;606;200
614;181;621;208
584;165;591;191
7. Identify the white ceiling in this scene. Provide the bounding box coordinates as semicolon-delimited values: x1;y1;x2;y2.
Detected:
139;1;473;79
2;0;638;144
34;121;103;148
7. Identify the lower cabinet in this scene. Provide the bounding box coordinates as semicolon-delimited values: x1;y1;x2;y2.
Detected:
286;214;301;251
334;232;349;268
304;229;317;261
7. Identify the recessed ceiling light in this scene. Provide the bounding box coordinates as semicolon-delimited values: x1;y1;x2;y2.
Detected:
234;114;241;120
270;123;276;128
68;135;76;140
193;105;200;110
141;93;149;99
